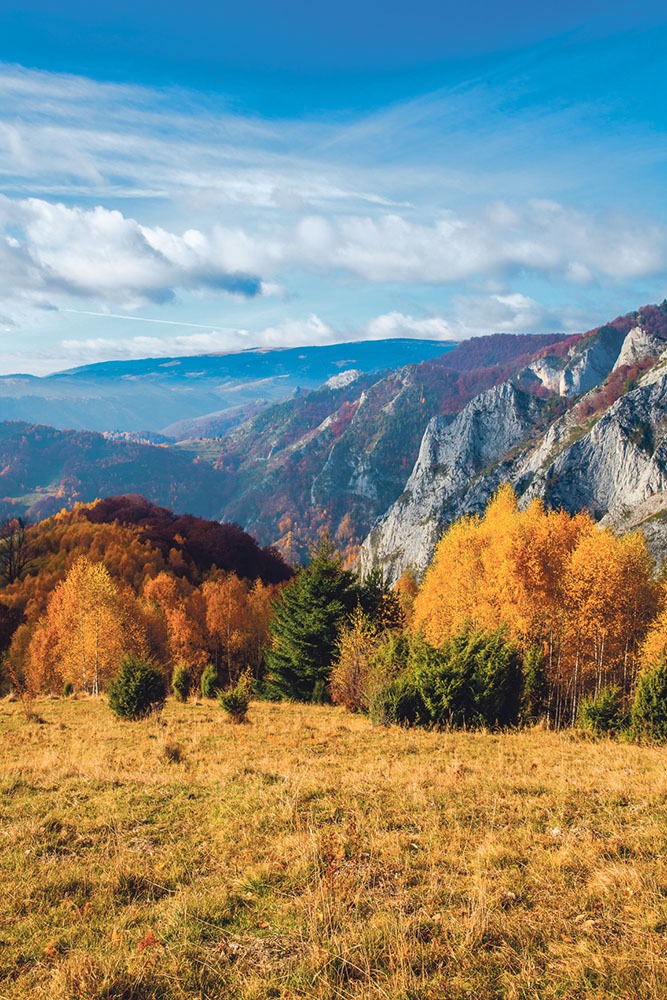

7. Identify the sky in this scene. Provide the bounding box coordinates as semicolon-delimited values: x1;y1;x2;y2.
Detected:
0;1;665;374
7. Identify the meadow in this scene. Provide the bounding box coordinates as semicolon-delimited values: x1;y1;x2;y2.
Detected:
1;697;667;999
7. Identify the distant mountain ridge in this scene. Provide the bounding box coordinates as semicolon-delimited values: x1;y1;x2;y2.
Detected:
0;339;455;435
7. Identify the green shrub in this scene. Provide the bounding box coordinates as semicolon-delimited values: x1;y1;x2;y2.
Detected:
383;670;431;727
200;663;219;699
62;681;74;698
381;628;522;730
366;633;410;726
172;663;192;703
579;685;624;734
467;629;522;728
218;670;252;723
632;661;667;741
108;655;167;720
521;647;548;723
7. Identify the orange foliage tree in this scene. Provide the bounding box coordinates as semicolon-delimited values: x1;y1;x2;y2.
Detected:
25;557;148;694
413;485;658;724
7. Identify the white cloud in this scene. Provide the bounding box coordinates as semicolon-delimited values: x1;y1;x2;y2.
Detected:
364;312;455;340
451;292;563;334
0;193;664;336
294;204;667;285
0;61;665;368
57;313;337;365
0;196;266;313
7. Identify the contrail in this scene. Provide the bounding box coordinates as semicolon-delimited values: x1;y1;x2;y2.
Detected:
63;309;226;331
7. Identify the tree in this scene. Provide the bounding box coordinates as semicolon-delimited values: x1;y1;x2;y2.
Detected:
0;517;30;584
143;572;208;675
203;574;251;684
358;567;402;631
265;535;358;701
28;557;145;695
330;606;380;713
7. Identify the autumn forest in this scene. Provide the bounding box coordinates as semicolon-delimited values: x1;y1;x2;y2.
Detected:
1;485;666;741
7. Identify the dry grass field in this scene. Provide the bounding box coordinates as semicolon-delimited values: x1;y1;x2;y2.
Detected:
1;697;667;999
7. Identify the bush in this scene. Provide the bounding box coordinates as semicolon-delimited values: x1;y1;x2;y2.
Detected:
579;685;624;734
367;633;410;725
521;647;548;723
62;681;74;698
632;661;667;741
200;663;219;699
330;607;379;713
172;663;192;703
218;670;252;723
383;670;431;727
108;655;167;720
381;628;522;730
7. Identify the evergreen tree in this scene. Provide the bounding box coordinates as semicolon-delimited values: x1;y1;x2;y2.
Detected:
265;535;358;701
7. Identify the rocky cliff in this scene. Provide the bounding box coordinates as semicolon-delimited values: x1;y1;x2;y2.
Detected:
360;302;667;580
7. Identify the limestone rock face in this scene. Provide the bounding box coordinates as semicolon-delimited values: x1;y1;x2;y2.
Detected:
360;319;667;581
359;382;546;582
523;323;628;397
518;368;667;519
612;326;666;371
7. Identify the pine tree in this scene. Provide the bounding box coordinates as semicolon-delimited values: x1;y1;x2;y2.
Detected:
265;535;358;701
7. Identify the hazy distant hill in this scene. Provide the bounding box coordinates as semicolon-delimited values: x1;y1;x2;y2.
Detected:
0;422;231;522
0;339;454;435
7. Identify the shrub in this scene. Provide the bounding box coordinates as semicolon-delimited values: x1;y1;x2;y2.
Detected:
62;681;74;698
108;655;167;720
579;685;624;734
632;661;667;741
467;629;522;728
383;670;431;727
218;670;252;723
172;663;192;703
200;663;219;699
521;647;548;723
367;633;410;725
381;628;522;730
330;607;379;713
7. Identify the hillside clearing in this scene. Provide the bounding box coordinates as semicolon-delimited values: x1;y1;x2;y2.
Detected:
1;699;667;998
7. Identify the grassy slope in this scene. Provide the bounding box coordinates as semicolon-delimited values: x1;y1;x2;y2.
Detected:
2;698;667;999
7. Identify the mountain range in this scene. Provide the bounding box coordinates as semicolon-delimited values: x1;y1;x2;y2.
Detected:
0;339;453;435
1;302;666;576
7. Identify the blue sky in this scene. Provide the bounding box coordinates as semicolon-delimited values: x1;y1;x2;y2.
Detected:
0;1;665;374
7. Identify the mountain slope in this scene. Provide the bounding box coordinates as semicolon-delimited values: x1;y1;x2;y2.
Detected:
360;302;667;580
213;333;567;560
0;422;232;522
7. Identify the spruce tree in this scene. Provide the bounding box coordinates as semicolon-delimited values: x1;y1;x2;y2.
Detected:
265;535;358;701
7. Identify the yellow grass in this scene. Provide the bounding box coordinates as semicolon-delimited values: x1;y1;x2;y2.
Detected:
1;697;667;998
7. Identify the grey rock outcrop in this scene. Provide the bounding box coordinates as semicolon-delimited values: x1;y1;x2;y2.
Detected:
360;335;667;581
612;325;666;371
359;382;546;582
523;322;628;397
517;367;667;519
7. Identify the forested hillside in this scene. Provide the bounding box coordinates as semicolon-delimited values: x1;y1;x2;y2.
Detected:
0;423;232;522
214;332;567;561
0;497;291;697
